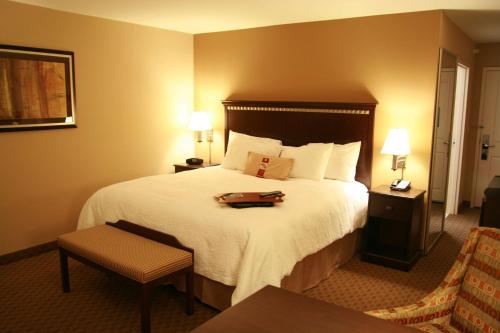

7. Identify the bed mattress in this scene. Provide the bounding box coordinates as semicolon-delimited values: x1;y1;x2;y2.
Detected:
78;166;368;305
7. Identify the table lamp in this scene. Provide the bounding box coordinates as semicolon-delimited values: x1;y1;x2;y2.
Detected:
381;128;411;181
188;111;213;164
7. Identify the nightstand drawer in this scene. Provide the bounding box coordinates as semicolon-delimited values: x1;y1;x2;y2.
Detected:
369;195;413;221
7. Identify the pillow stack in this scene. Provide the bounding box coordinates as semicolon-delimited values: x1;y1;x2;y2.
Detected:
222;130;361;182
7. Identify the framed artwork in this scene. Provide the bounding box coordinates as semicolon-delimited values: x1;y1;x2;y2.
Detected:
0;44;76;132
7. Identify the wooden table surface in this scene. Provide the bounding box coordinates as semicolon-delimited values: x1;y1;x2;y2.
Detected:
191;286;418;333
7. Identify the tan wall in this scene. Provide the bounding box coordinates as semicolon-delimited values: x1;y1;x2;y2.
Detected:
0;0;194;255
438;13;476;208
194;11;442;193
466;43;500;205
439;13;475;66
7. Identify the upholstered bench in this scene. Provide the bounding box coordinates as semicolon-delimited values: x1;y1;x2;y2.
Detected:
58;220;194;333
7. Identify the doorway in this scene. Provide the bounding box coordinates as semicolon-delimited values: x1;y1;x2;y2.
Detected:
472;67;500;207
446;63;469;216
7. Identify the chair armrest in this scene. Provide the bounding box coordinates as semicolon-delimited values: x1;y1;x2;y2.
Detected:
365;285;458;325
366;228;487;328
366;300;454;325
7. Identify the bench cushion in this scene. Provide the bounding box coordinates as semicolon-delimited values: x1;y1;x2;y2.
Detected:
58;225;192;283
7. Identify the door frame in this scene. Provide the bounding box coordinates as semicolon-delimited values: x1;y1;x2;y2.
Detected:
446;63;469;215
471;67;500;207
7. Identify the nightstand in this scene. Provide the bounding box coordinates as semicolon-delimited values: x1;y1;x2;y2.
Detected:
174;163;219;173
362;185;425;271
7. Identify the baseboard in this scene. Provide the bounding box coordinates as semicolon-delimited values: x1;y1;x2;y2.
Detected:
458;200;471;213
0;241;58;265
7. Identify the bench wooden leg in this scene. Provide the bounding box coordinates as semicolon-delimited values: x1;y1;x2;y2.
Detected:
59;248;70;293
141;284;151;333
186;267;194;315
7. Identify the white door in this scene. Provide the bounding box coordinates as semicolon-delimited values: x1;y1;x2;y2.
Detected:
446;64;469;216
473;68;500;207
432;69;455;202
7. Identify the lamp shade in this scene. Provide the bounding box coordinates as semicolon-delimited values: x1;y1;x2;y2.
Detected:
381;128;411;156
189;112;212;131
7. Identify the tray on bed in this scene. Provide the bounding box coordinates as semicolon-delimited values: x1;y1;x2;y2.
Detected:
215;192;284;208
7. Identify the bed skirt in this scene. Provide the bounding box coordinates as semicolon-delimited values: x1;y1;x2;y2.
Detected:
173;228;361;310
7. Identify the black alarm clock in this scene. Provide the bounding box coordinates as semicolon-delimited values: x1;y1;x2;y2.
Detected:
186;158;203;165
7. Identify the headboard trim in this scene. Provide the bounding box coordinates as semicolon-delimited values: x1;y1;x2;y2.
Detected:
226;105;370;115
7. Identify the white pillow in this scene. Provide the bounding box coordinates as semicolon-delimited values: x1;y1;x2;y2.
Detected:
280;143;333;181
324;141;361;182
222;131;282;171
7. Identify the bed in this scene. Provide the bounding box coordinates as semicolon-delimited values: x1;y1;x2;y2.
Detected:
77;100;376;310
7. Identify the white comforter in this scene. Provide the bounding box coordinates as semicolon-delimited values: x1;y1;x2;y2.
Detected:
78;167;368;305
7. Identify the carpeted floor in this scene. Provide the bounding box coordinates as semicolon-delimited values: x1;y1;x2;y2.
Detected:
304;208;479;311
0;209;479;332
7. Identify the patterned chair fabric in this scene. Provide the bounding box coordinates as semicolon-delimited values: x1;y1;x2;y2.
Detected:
366;227;499;333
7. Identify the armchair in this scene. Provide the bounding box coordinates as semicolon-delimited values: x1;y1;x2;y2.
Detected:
366;227;499;333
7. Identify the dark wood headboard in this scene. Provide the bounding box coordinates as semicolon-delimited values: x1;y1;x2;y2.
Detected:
222;100;376;188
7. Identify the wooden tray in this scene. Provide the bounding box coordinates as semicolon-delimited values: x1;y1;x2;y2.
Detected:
215;192;284;204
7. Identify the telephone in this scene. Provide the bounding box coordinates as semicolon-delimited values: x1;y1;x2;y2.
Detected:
390;179;411;192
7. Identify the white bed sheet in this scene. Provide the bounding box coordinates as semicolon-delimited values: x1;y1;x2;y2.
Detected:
78;166;368;305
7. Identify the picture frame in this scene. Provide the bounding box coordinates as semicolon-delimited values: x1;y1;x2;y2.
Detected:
0;44;76;132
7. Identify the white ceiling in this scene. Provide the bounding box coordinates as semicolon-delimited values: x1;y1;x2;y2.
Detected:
10;0;500;41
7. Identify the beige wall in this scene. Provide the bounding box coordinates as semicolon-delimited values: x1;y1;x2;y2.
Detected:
466;43;500;205
439;13;475;66
194;11;442;192
0;0;194;255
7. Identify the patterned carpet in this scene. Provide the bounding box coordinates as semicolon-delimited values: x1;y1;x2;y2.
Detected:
0;209;479;332
305;208;479;311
